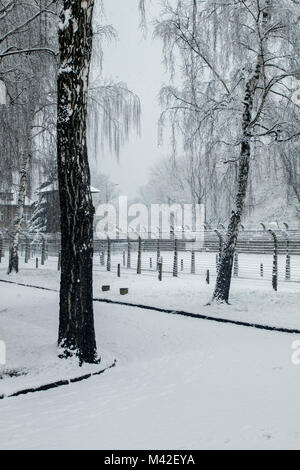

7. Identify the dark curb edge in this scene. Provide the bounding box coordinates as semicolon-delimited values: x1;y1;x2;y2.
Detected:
0;360;117;401
1;278;300;335
93;298;300;336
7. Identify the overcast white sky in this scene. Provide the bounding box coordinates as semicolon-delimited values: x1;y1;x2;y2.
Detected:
90;0;169;199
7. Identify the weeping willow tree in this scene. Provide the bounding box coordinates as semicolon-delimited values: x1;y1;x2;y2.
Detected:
88;81;141;159
155;0;300;303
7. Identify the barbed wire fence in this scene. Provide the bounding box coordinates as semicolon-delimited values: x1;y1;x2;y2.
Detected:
1;227;300;290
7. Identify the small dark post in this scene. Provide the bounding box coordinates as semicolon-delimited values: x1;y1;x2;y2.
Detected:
127;237;131;269
58;251;61;271
158;256;163;281
173;238;178;277
206;269;210;284
181;259;184;272
233;252;239;277
260;263;264;277
36;258;39;269
137;236;142;274
191;250;195;274
150;257;153;269
100;249;105;266
117;264;121;278
107;236;111;272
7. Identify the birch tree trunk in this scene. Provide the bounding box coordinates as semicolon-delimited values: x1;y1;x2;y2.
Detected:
7;117;33;275
212;70;261;303
57;0;98;364
212;3;270;303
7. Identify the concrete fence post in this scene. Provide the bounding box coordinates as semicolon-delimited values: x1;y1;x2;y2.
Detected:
191;249;195;274
234;252;239;277
268;229;278;292
156;238;161;271
127;237;131;269
158;256;163;281
137;236;142;274
173;238;178;277
107;236;111;272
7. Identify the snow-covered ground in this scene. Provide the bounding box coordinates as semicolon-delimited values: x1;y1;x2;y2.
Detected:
0;264;300;449
1;255;300;330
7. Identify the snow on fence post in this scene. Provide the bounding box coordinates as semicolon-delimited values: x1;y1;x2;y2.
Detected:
173;238;178;277
268;229;278;291
191;249;195;274
127;237;131;269
234;252;239;277
106;236;111;272
137;236;142;274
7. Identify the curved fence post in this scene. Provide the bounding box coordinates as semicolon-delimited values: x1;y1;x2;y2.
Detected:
0;232;3;263
191;249;195;274
40;234;46;266
282;229;291;281
156;238;161;271
106;236;111;272
100;246;105;266
137;236;142;274
127;236;131;269
173;237;178;277
268;229;278;291
286;240;291;281
158;256;163;281
234;252;239;277
25;234;31;263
